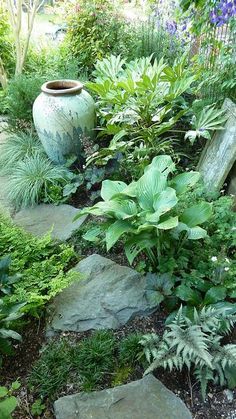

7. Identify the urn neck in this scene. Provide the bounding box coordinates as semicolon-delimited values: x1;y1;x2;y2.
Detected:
41;80;83;96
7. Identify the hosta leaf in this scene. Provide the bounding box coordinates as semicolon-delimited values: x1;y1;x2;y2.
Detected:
101;180;127;201
180;202;212;227
203;286;227;305
106;220;134;250
88;198;137;220
125;234;156;265
188;226;208;240
145;155;175;175
157;216;178;230
170;172;200;194
153;187;178;215
0;328;22;341
137;168;167;210
83;226;103;243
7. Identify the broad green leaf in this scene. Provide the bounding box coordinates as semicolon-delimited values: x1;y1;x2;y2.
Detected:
153;187;178;215
170;172;200;194
85;199;137;220
137;168;167;210
106;220;133;250
180;202;212;227
157;216;179;230
145;155;175;175
175;284;202;306
0;387;8;398
101;180;127;201
188;226;208;240
0;329;22;341
203;286;227;305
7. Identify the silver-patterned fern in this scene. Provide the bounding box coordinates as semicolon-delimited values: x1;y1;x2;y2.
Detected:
140;306;236;399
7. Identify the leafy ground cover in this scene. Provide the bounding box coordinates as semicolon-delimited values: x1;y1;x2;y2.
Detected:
0;1;235;418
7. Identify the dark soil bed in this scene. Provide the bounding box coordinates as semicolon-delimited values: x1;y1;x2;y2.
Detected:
2;311;236;419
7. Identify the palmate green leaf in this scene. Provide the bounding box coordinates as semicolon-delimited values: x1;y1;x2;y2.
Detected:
170;171;200;194
125;233;157;265
180;202;212;227
101;180;127;201
106;220;134;251
137;168;167;211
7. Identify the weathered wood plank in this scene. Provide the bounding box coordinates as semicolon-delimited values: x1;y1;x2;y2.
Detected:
197;98;236;191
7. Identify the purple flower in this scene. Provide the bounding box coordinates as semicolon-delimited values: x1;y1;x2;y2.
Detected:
166;20;177;35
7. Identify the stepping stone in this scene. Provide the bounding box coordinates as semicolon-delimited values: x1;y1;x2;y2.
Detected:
54;374;192;419
14;204;86;241
47;254;157;335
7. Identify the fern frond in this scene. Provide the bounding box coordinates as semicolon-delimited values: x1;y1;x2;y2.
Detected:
194;366;214;400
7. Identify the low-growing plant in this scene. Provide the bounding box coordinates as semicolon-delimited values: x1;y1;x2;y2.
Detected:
140;306;236;400
0;380;20;419
118;333;144;367
0;213;77;313
76;155;212;271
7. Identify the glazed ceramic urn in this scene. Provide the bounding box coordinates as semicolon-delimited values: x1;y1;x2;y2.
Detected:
33;80;96;164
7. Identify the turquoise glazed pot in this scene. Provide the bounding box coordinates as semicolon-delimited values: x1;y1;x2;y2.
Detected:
33;80;96;164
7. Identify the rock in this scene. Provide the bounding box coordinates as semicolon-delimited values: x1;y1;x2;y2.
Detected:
47;254;156;335
14;204;86;241
197;98;236;191
54;374;192;419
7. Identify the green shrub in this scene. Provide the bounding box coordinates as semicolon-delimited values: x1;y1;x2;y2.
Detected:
140;306;236;400
63;0;135;72
0;6;14;78
0;214;78;314
86;54;225;176
76;155;212;271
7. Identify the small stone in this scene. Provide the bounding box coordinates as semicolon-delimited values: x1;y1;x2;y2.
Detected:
14;204;86;241
223;389;234;402
54;375;192;419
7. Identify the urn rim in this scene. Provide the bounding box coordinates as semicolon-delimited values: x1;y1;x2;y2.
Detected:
41;80;83;96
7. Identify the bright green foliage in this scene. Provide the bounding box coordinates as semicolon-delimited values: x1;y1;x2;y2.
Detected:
76;155;212;270
64;0;135;72
0;214;77;313
140;306;236;400
0;381;20;419
0;6;14;78
30;399;46;416
86;54;196;174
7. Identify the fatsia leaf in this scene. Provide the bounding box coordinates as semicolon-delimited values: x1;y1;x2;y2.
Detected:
106;220;134;250
137;168;167;210
180;202;212;227
170;171;200;194
101;180;127;201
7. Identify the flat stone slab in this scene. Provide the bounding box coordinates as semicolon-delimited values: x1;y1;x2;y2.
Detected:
0;175;14;216
54;374;192;419
13;204;86;241
47;254;156;335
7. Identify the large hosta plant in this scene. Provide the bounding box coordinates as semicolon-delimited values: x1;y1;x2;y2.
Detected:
75;155;212;270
